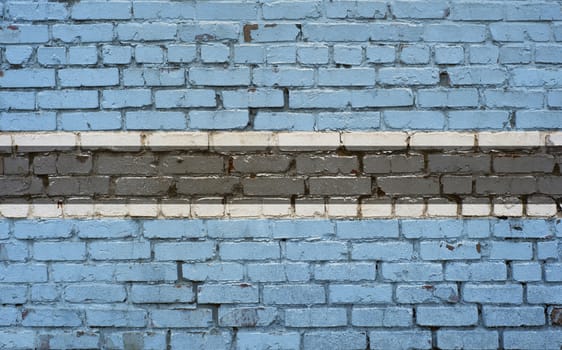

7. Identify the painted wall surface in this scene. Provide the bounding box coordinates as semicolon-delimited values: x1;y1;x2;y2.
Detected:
0;0;561;349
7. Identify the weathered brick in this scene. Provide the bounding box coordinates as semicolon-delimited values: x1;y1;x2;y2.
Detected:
329;284;393;304
370;331;432;350
417;305;478;326
309;177;371;195
242;177;305;196
286;308;347;327
197;284;258;304
483;306;545;327
263;284;325;304
437;330;499;350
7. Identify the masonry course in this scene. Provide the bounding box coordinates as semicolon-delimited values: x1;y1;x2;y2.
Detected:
0;0;562;348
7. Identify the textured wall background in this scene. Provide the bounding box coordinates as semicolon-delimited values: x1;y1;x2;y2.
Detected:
1;0;562;349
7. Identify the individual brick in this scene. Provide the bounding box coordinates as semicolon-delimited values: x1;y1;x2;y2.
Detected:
117;23;177;41
232;155;291;173
150;309;211;328
303;331;366;350
484;306;545;327
377;176;439;195
286;242;347;261
445;262;506;281
262;284;325;305
242;177;305;196
416;305;478;326
296;155;358;174
197;284;258;304
285;308;347;327
329;284;393;304
395;284;459;304
382;263;443;282
436;330;499;350
176;177;239;195
184;263;244;282
309;177;371;195
247;263;310;282
218;306;276;327
463;284;523;304
370;331;432;350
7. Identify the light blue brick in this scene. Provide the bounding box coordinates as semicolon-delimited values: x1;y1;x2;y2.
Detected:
536;45;562;63
71;1;131;20
102;45;132;64
316;112;380;130
0;69;55;88
236;332;300;350
326;1;386;19
233;45;265;64
222;89;284;109
248;24;299;43
196;1;257;20
171;332;231;350
336;220;399;239
285;308;347;327
545;263;562;281
329;284;393;304
416;305;478;326
333;44;363;65
0;112;56;131
448;111;510;130
0;307;19;326
117;23;177;41
286;242;347;261
448;67;507;85
512;262;542;282
370;331;432;350
7;2;67;20
76;220;138;239
247;263;310;282
469;45;499;64
0;285;27;304
304;331;366;350
133;1;194;19
189;110;248;129
53;24;113;43
384;111;445;130
424;24;486;42
198;284;258;304
4;45;33;64
463;283;523;304
0;242;28;261
167;45;197;63
135;45;164;64
102;89;152;109
0;24;49;44
0;331;35;349
418;88;479;107
517;111;562;129
297;45;329;65
266;45;297;64
189;67;250;86
207;219;270;239
537;241;559;260
254;67;314;87
493;219;554;238
379;67;439;85
13;219;75;239
314;263;376;281
151;310;211;328
352;242;413;261
219;242;280;260
155;89;215;108
400;45;430;64
179;23;239;42
319;68;375;86
512;68;562;88
500;45;531;64
352;307;412;327
60;112;122;131
263;1;321;20
366;45;395;63
402;219;464;238
68;46;98;65
271;220;334;239
183;262;244;282
201;43;230;63
437;330;499;350
38;90;98;109
490;241;533;260
382;263;443;282
0;220;9;240
254;112;315;131
0;264;47;283
126;111;186;130
445;262;507;281
434;45;464;64
143;219;205;239
464;219;491;238
395;283;459;304
0;91;35;110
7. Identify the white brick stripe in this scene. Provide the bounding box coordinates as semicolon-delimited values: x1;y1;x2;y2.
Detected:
2;200;557;219
1;131;560;149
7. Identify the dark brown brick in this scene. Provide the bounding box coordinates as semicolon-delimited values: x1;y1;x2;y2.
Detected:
377;176;440;195
232;155;292;173
161;155;224;174
33;155;57;175
242;177;305;196
56;153;92;175
309;177;372;195
494;155;555;173
115;177;173;196
177;177;239;195
428;154;490;173
97;154;158;175
364;154;424;173
3;156;29;175
442;175;472;194
0;176;43;196
296;155;358;174
551;308;562;326
537;176;562;194
475;176;536;195
47;176;110;196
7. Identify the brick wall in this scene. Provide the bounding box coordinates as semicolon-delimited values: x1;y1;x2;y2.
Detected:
0;0;561;349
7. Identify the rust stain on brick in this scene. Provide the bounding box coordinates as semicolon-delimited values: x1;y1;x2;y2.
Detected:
476;242;481;253
7;25;19;31
21;309;30;320
551;308;562;325
243;24;259;42
422;285;435;291
446;244;455;251
239;283;252;288
264;23;277;28
0;70;4;78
